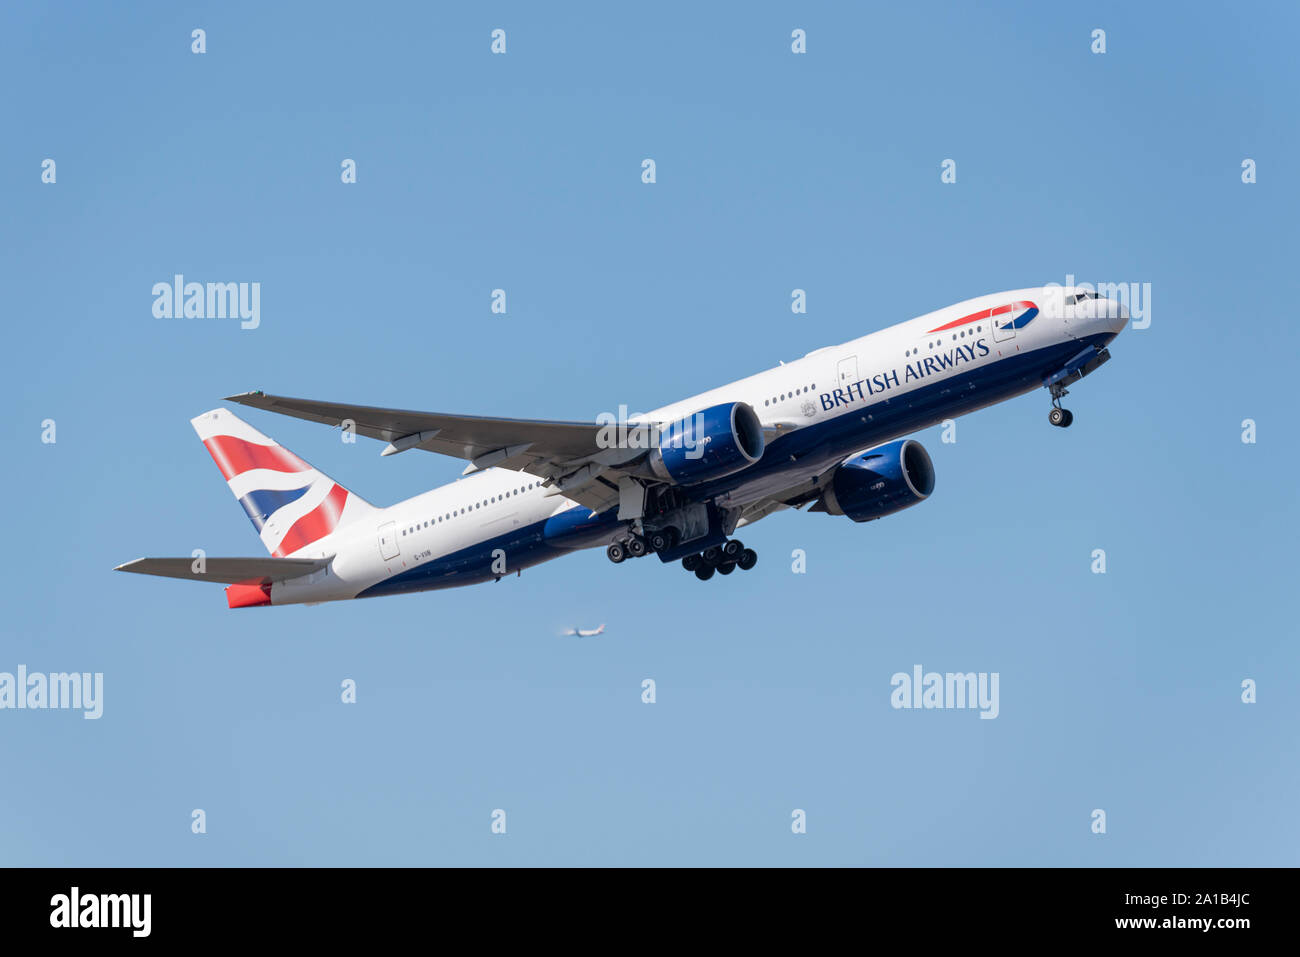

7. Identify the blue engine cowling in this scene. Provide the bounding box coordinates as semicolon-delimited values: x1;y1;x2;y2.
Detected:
648;401;765;485
818;439;935;522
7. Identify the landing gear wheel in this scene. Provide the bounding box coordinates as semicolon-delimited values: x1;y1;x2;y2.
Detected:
626;537;647;558
716;561;736;575
694;564;715;581
722;539;744;560
1048;407;1070;428
737;548;758;571
648;529;670;552
1060;409;1074;428
702;545;722;566
607;543;626;564
681;553;701;572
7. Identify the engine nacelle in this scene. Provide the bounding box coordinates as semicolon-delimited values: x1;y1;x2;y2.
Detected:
648;401;765;485
818;439;935;522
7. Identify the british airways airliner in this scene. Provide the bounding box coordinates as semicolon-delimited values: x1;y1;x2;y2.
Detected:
116;286;1127;607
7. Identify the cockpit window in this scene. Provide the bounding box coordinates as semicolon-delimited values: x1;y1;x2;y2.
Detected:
1066;290;1102;304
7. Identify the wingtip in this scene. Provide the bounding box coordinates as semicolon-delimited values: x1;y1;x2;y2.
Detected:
223;390;266;404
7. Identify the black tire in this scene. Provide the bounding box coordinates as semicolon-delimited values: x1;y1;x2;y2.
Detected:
607;543;626;564
1048;407;1066;427
1060;409;1074;428
648;530;670;552
702;546;722;566
716;561;735;575
681;553;701;572
722;539;744;559
694;564;715;581
626;537;647;558
737;548;757;571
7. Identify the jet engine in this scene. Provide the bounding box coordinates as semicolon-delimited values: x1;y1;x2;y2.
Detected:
647;401;765;485
815;439;935;522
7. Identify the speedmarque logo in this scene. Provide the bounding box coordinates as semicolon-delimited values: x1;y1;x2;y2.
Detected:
50;887;151;937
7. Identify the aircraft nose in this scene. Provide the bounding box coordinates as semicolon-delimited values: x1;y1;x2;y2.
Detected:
1099;297;1129;336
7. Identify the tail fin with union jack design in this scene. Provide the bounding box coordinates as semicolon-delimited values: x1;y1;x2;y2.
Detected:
190;408;375;558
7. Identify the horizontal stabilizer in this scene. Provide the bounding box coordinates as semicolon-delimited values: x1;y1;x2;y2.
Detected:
114;556;330;585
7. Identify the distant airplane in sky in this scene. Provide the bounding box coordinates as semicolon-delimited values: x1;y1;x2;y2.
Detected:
562;625;606;638
116;286;1127;607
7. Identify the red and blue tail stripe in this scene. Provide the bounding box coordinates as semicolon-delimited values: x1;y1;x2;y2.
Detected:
238;484;312;531
272;483;349;557
202;434;310;481
192;408;371;558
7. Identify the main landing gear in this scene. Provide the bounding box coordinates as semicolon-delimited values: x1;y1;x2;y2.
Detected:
680;539;758;581
606;527;679;564
607;529;757;581
1047;383;1074;429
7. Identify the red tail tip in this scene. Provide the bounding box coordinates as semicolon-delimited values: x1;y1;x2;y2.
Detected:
226;582;272;609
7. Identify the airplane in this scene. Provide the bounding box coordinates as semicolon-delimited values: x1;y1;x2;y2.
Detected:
116;285;1128;608
562;625;607;638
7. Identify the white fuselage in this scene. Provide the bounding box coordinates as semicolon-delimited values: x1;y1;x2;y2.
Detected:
271;287;1127;605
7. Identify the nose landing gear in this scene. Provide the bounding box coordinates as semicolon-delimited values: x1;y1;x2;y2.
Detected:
1048;382;1074;428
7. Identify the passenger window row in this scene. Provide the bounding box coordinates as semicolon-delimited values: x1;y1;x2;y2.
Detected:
764;384;817;407
904;324;984;357
400;482;539;536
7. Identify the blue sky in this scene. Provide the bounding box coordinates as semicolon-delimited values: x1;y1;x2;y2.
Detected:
2;1;1296;865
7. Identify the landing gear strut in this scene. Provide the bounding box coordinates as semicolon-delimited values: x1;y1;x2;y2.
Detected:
647;528;677;553
1048;383;1074;428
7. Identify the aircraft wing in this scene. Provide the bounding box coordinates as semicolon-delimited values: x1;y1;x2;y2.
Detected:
733;465;838;529
115;556;330;585
225;391;641;513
